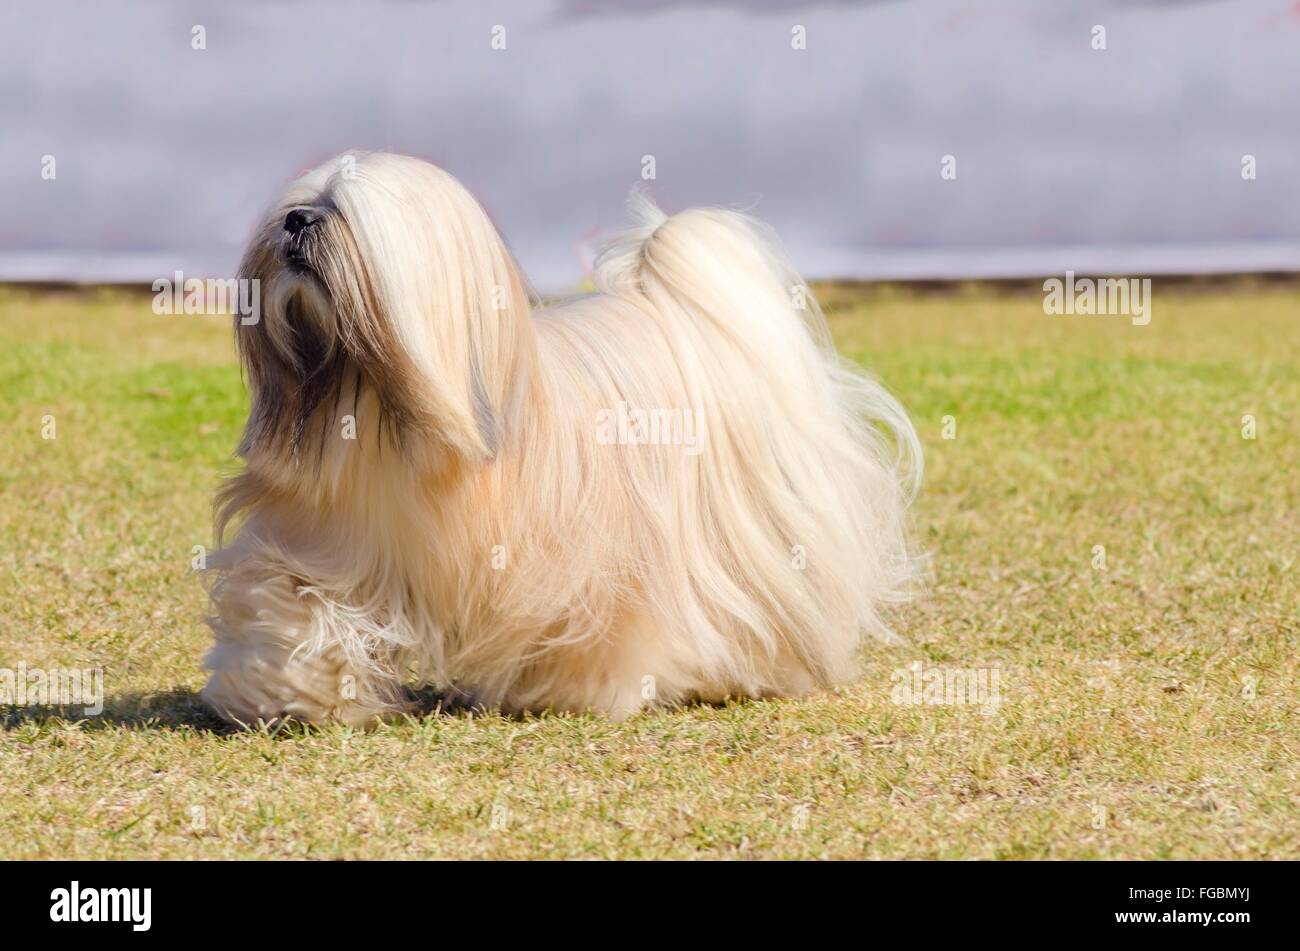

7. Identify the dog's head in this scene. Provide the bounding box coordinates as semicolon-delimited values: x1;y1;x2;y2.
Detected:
236;152;533;469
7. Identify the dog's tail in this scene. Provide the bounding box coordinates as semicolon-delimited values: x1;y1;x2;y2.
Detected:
592;192;922;669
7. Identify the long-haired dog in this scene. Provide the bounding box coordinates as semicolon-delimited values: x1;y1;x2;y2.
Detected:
201;152;920;726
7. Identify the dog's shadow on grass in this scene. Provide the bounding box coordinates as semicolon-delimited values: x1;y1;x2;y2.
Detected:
2;687;232;734
1;686;465;737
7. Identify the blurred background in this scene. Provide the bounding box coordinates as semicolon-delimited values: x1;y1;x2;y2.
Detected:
2;0;1298;290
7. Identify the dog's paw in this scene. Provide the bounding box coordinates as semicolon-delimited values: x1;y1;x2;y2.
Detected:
201;640;398;729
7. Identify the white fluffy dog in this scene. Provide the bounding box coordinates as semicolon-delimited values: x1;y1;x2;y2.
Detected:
200;152;920;727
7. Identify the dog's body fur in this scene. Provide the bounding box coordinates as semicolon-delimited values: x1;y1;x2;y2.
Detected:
201;153;920;726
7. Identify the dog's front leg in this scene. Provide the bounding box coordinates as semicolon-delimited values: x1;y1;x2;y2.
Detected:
201;570;405;728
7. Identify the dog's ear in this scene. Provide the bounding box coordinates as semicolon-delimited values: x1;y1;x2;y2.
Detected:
419;215;535;461
332;157;536;463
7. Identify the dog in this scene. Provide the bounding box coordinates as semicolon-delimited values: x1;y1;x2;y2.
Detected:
200;152;920;726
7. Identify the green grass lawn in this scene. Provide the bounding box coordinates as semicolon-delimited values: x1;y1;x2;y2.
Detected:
1;284;1296;859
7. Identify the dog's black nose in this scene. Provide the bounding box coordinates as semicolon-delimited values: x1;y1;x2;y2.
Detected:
284;208;320;235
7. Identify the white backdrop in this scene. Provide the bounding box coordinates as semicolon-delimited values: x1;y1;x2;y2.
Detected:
2;0;1298;287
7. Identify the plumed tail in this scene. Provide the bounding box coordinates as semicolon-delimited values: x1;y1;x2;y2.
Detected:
593;194;922;655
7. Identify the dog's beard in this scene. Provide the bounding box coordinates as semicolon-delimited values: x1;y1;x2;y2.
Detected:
281;290;350;458
236;261;349;462
235;211;425;465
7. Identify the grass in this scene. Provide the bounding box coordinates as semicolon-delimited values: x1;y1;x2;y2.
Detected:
0;283;1296;859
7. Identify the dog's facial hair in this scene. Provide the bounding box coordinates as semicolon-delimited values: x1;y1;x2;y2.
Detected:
233;201;430;464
